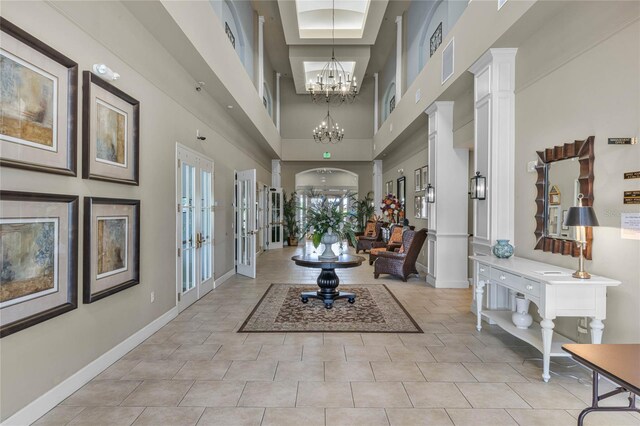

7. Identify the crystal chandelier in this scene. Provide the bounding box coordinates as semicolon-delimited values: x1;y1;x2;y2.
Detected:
306;0;358;104
313;106;344;144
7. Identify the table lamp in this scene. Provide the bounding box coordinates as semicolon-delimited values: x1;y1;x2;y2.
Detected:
563;194;599;279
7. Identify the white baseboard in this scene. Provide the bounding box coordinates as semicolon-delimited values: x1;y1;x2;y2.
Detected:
415;262;428;275
214;268;235;288
2;307;178;426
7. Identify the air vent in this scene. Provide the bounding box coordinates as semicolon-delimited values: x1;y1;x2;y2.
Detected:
441;38;454;84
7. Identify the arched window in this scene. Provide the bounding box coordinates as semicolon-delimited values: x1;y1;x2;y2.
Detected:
220;1;246;69
418;0;447;73
263;83;273;117
382;82;396;123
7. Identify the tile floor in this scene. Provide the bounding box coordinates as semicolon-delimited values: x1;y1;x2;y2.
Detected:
36;246;639;425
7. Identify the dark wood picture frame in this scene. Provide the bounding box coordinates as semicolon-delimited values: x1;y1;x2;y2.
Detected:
83;197;140;303
397;176;406;222
82;71;140;185
534;136;595;259
0;18;78;176
0;191;78;338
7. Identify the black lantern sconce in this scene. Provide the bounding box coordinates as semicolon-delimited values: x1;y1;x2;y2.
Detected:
469;172;487;200
425;183;435;203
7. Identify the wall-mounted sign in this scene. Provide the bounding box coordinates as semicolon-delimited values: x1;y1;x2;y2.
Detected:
623;190;640;204
624;171;640;180
608;137;637;145
621;213;640;240
323;152;331;159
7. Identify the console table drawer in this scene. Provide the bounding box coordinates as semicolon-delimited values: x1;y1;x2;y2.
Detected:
522;279;541;298
478;263;490;280
490;267;522;287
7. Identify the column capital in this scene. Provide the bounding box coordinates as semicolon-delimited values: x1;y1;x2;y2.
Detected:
468;48;517;75
258;15;265;24
276;72;281;78
424;101;454;116
395;15;402;24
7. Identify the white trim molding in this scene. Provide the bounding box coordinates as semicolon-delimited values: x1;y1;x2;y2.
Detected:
257;15;265;100
395;16;403;102
214;268;235;288
2;307;178;426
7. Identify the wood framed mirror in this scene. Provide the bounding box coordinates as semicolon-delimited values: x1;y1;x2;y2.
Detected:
534;136;595;259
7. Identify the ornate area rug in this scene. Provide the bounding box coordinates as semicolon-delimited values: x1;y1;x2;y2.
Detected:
239;284;422;333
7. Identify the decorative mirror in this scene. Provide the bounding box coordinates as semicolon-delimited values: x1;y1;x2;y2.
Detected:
397;176;406;222
534;136;594;259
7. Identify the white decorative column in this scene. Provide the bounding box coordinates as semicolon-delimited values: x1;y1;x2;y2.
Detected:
424;101;469;288
373;160;383;215
271;159;281;188
468;48;517;311
374;72;379;133
276;72;281;132
258;15;265;100
395;16;403;102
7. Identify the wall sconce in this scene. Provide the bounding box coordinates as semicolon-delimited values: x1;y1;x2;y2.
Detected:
92;63;120;81
425;183;435;203
397;168;404;176
469;172;487;200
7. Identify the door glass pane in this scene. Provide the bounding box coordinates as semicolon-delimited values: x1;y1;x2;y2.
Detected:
182;163;196;293
240;179;249;265
271;192;281;243
200;170;213;282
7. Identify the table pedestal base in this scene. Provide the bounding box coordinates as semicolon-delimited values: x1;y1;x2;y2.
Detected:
301;268;356;309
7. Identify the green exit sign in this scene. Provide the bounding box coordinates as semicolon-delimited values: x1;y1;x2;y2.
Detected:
323;152;331;159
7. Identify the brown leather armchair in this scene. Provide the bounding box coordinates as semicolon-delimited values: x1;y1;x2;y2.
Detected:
373;228;427;282
355;221;383;253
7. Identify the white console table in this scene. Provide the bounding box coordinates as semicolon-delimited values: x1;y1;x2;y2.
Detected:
470;255;621;382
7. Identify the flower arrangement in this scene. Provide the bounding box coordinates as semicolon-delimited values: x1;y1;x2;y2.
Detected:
304;195;358;249
380;193;400;222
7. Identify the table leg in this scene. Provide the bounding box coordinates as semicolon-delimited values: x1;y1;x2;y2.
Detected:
476;280;485;331
540;317;555;382
590;318;604;344
300;267;356;308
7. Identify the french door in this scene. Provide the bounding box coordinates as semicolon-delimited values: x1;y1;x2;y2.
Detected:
176;145;214;312
269;188;283;250
236;169;257;278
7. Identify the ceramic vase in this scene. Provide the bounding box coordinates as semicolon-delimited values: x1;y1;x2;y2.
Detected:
493;239;514;259
512;295;533;329
319;231;339;259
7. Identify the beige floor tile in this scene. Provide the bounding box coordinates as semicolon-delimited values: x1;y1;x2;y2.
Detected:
436;334;485;348
456;383;529;409
168;344;221;361
143;330;175;345
261;407;325;426
275;361;324;381
212;344;262;361
34;406;86;425
371;362;425;381
386;408;453;425
345;345;390;361
403;382;470;408
62;380;141;406
238;381;298;407
506;408;576;425
66;407;144;425
196;407;264;425
385;345;436;362
446;408;517;425
303;344;346;361
173;360;231;380
559;380;636;407
124;360;186;380
284;333;324;345
323;333;363;346
180;380;246;407
123;343;179;361
93;360;141;381
132;406;205;425
258;344;303;361
324;361;375;381
297;381;354;407
166;331;212;345
326;408;389;425
398;333;444;347
565;410;640;425
244;333;286;345
468;346;526;363
223;360;278;381
203;332;248;345
416;362;476;383
351;382;412;408
508;383;586;409
121;380;194;407
462;362;528;383
361;334;403;346
427;346;481;363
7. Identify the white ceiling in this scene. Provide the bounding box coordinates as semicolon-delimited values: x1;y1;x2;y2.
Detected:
295;0;371;39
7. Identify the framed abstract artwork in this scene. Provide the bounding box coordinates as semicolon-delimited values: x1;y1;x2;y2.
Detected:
0;18;78;176
0;191;78;338
84;197;140;303
83;71;140;185
414;169;422;192
421;166;428;190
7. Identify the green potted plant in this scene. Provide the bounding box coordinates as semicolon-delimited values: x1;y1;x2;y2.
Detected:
304;194;357;259
354;191;375;233
283;191;300;246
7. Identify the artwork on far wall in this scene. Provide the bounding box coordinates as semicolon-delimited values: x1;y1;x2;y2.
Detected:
84;197;140;303
430;22;443;57
414;195;422;219
385;180;394;195
0;191;78;338
421;166;428;190
414;169;422;192
0;18;78;176
83;71;140;185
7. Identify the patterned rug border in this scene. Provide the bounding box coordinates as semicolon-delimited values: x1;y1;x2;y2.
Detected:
238;283;423;333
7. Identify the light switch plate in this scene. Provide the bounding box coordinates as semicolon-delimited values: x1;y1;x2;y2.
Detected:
527;161;537;173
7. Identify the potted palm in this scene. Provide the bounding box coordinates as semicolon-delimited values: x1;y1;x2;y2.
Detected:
354;191;375;233
304;194;357;259
283;191;300;246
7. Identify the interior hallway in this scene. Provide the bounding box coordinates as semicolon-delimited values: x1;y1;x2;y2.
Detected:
36;246;639;426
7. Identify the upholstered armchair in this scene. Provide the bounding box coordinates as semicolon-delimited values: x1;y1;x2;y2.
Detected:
368;224;404;265
374;228;427;282
355;221;383;253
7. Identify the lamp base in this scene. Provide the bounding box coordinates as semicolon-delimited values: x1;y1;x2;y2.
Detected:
572;270;591;279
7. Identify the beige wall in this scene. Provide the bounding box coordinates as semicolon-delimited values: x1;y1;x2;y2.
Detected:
281;161;373;199
513;2;640;343
0;1;270;419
